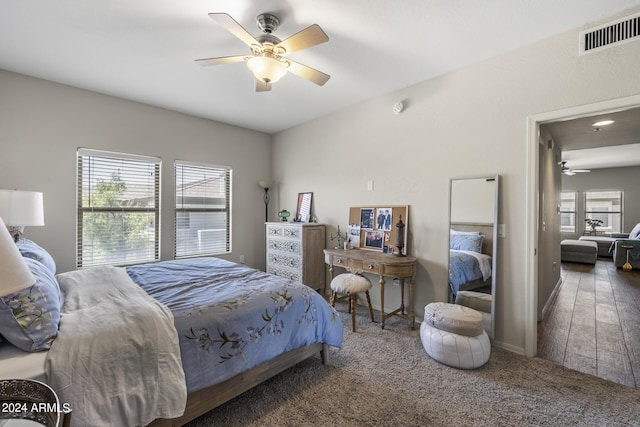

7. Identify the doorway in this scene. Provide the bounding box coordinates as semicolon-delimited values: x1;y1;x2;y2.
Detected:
525;94;640;358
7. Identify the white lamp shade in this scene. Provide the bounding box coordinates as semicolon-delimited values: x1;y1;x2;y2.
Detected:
258;180;272;190
0;216;35;296
0;190;44;226
247;56;287;84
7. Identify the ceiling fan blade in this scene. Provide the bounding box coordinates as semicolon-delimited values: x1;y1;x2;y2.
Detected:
208;13;260;48
256;79;271;92
286;60;330;86
276;24;329;54
195;55;249;66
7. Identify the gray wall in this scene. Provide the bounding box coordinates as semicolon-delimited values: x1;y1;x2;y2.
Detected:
0;70;272;273
538;129;562;319
561;165;640;239
272;7;640;353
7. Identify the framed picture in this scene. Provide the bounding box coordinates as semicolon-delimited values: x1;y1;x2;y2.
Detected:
347;225;361;248
360;208;374;229
364;230;384;249
376;207;392;231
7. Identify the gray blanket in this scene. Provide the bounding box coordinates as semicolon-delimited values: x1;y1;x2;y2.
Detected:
46;266;187;426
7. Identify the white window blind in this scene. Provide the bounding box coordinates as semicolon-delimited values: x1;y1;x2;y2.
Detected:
585;191;623;233
560;192;576;233
175;161;232;257
77;148;160;268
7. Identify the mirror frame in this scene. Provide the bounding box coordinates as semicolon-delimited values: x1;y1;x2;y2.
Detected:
448;175;499;339
295;192;313;222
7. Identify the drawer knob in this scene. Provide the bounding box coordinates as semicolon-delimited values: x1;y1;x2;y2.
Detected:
367;264;373;269
336;259;342;264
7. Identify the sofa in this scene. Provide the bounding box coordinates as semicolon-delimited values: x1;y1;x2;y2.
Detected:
608;223;640;269
578;223;640;260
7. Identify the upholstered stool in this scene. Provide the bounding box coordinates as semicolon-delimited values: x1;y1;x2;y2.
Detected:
330;273;375;332
455;291;492;334
561;239;597;264
420;302;490;369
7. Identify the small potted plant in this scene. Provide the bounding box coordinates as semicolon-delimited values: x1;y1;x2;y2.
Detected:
585;218;603;232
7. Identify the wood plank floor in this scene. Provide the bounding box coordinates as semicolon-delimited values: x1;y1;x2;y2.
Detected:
537;259;640;389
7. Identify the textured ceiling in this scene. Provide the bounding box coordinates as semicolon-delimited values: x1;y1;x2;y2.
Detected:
543;107;640;170
2;1;640;134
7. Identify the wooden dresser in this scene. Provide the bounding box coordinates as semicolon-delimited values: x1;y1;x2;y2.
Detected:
266;222;326;292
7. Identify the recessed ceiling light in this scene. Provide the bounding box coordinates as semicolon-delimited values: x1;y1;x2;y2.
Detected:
592;119;615;127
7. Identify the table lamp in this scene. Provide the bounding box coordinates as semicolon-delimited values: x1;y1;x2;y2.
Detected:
0;189;44;242
0;216;35;296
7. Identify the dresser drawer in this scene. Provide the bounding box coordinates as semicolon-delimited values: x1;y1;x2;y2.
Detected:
267;265;302;282
282;226;302;240
268;253;301;270
267;225;283;237
268;238;301;255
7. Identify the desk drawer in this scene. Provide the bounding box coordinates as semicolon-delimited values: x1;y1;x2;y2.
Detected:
381;264;415;277
327;254;349;267
350;260;381;274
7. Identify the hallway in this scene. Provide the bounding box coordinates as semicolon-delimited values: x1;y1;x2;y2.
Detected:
537;259;640;389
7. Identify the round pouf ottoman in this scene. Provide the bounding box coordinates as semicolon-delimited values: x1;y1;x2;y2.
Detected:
420;302;490;369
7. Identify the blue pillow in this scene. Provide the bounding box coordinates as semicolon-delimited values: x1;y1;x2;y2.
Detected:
0;257;62;352
16;238;56;275
450;233;484;253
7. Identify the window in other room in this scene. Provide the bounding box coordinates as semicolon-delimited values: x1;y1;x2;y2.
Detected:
560;191;576;233
77;148;160;268
175;161;232;258
584;191;623;233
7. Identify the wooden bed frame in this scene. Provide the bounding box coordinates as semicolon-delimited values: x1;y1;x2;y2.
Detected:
148;343;328;426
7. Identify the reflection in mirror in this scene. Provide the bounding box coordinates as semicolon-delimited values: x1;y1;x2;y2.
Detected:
448;176;499;339
296;192;313;222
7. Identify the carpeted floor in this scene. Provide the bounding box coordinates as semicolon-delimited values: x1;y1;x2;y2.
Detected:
186;304;640;427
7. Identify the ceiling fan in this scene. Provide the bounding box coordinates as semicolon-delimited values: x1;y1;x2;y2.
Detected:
559;161;590;176
195;13;330;92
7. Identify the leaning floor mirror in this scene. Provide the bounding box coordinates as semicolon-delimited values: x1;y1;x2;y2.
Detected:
448;175;499;339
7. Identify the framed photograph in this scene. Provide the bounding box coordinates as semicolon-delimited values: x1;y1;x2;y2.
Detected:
347;225;361;248
376;207;392;231
360;208;374;229
364;230;384;249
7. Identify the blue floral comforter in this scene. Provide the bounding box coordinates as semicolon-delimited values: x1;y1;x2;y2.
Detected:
126;257;343;394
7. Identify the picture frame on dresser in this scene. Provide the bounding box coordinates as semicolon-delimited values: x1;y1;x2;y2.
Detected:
295;192;313;223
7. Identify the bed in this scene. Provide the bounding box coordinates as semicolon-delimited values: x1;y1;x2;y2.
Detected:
0;238;343;426
448;225;493;297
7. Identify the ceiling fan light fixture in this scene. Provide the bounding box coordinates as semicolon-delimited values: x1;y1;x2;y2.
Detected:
247;56;287;84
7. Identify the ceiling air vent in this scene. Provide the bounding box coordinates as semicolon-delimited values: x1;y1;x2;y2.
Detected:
579;11;640;55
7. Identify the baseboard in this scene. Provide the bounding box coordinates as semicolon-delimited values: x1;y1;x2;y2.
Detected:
492;340;525;355
540;277;563;321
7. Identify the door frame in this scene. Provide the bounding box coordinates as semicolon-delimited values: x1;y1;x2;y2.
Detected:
525;94;640;357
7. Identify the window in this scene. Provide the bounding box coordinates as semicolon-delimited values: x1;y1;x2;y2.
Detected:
77;149;160;268
175;161;232;257
585;191;623;233
560;192;576;233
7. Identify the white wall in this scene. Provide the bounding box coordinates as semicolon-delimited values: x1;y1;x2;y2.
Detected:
272;7;640;353
0;70;272;273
